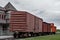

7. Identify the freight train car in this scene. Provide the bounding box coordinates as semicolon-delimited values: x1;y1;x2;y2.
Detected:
54;26;56;33
42;22;57;35
50;23;56;34
47;23;51;35
9;11;43;38
9;10;56;38
42;22;48;35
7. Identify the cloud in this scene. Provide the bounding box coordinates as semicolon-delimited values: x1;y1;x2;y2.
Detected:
0;0;60;29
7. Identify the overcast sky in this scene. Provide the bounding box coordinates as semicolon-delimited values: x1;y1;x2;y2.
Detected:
0;0;60;29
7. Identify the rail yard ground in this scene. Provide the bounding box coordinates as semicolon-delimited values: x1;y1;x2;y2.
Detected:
15;33;60;40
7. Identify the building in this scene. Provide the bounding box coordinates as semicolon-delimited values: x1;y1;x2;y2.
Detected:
0;2;17;35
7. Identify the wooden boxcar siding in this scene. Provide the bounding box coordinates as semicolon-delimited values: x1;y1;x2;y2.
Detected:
39;18;43;32
47;23;51;32
10;11;27;32
49;23;54;32
27;13;34;32
42;22;48;32
51;26;56;32
54;26;56;32
10;11;43;33
34;16;39;33
27;14;43;33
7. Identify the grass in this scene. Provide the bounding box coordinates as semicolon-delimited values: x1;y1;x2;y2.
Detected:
16;33;60;40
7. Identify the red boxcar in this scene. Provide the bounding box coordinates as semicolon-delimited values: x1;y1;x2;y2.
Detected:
47;23;51;32
9;11;43;37
47;23;51;34
42;22;47;32
42;22;51;35
42;22;48;35
38;18;43;33
54;26;56;33
50;23;56;34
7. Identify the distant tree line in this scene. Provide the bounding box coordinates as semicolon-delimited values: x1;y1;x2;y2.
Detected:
57;29;60;32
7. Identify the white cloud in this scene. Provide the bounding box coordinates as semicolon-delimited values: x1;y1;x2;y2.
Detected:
0;0;60;29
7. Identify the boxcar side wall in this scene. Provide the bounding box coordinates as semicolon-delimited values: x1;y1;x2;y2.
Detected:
10;11;28;32
47;23;51;32
54;27;56;32
39;18;43;32
27;13;34;32
34;17;39;33
42;22;48;32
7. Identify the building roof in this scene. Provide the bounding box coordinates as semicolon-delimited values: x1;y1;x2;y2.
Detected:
0;6;5;11
4;2;17;11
